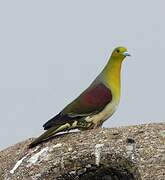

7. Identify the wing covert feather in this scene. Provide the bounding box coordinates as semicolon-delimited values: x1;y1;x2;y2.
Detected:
62;83;112;116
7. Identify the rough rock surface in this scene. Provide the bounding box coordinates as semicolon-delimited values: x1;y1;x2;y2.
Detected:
0;123;165;180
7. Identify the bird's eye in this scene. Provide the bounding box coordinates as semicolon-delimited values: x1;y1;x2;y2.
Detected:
116;49;120;53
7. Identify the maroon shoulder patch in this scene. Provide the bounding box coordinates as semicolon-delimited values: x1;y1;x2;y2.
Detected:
83;83;112;109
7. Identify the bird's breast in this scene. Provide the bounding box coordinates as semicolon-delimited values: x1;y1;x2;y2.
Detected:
103;60;122;100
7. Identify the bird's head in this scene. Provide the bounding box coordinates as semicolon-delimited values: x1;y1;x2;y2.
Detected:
111;47;131;61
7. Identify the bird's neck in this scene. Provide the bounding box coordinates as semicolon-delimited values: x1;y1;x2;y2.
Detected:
102;57;123;100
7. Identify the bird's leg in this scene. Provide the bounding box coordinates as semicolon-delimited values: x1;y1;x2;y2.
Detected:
76;119;93;130
93;123;102;129
81;120;103;130
63;119;97;132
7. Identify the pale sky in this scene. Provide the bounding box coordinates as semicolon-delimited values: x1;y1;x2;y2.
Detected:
0;0;165;150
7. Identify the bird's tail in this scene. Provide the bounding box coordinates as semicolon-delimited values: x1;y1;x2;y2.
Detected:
29;123;70;148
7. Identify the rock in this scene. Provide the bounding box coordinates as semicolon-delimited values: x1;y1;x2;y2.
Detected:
0;122;165;180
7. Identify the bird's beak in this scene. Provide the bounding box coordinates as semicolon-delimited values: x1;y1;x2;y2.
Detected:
123;51;131;57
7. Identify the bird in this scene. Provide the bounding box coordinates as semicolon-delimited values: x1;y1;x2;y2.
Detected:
29;46;130;148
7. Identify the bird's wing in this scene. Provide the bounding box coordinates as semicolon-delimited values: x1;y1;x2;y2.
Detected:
62;83;112;116
43;83;112;130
